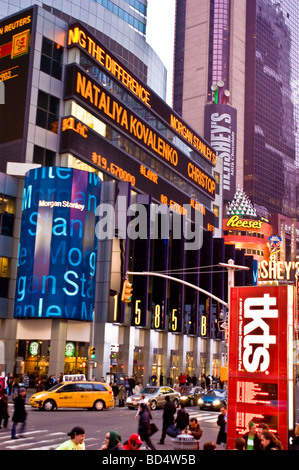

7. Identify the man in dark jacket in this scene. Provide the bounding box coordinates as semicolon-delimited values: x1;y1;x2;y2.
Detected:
216;404;227;448
175;403;189;432
138;403;156;450
11;388;27;439
158;395;176;445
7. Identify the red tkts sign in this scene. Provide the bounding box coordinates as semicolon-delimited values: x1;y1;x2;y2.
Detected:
227;286;295;450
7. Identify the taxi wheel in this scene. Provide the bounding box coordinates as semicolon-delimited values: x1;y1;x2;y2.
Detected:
43;399;56;411
173;398;179;408
94;399;105;411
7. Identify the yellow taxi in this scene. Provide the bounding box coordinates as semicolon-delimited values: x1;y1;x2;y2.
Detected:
29;380;114;411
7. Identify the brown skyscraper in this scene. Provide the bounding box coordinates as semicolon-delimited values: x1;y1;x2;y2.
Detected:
173;0;299;221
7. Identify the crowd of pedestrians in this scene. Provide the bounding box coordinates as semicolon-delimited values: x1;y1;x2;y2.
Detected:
215;405;284;451
0;373;294;450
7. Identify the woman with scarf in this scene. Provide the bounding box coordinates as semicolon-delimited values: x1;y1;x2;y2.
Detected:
100;430;122;450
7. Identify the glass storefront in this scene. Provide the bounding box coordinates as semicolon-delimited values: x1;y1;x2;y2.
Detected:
186;351;195;377
169;349;179;385
15;340;50;385
64;342;88;375
15;340;89;382
133;347;144;383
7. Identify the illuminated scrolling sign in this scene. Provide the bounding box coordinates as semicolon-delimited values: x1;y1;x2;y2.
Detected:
170;114;216;165
64;66;216;199
0;7;35;145
14;167;101;321
60;115;215;231
67;23;216;166
227;286;295;450
68;24;151;108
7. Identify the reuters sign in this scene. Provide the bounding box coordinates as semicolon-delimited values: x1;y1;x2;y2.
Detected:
227;285;295;450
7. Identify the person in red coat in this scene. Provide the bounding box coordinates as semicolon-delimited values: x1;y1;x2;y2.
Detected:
123;433;143;450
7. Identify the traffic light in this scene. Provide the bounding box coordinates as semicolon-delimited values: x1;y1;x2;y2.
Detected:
90;346;96;360
121;280;133;303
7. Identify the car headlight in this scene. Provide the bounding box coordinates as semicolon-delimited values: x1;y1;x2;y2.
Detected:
181;396;188;400
126;397;132;403
213;399;221;406
198;398;203;404
32;394;44;400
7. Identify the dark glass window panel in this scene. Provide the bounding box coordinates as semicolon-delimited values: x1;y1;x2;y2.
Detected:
36;108;47;129
0;277;9;297
41;37;52;57
49;95;59;115
53;44;63;63
37;91;48;111
40;55;51;75
1;213;14;236
47;114;59;133
51;61;62;80
45;149;56;166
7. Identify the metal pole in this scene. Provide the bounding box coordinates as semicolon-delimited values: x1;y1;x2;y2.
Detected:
88;308;95;380
126;270;228;307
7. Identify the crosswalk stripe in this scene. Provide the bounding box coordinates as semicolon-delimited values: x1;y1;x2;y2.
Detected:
0;429;101;450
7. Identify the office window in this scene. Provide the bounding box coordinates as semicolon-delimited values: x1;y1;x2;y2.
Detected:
0;257;10;298
213;204;219;228
40;37;63;80
36;90;60;133
33;145;56;167
0;195;16;237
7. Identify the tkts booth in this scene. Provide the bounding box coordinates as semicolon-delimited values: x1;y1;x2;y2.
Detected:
227;285;296;450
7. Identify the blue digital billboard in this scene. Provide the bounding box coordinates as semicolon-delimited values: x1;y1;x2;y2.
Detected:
14;167;101;321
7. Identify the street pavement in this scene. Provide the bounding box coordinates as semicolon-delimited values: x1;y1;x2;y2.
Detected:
0;388;220;451
2;386;299;451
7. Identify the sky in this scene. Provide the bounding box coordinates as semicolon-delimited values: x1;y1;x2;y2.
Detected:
146;0;176;104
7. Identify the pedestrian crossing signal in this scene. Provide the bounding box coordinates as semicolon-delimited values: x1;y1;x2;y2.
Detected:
90;346;96;360
121;280;133;303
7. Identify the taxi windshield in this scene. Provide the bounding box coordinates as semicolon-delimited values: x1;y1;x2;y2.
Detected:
47;383;64;392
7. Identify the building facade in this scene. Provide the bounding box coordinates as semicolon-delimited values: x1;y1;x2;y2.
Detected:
173;0;299;226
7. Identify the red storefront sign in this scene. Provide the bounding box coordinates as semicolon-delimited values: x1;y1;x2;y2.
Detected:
227;285;295;450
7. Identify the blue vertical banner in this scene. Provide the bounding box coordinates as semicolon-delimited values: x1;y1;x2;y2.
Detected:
14;167;101;321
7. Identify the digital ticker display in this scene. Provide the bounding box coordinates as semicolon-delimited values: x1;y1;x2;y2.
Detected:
14;167;101;321
60;114;216;231
64;65;216;201
67;23;217;166
0;7;35;144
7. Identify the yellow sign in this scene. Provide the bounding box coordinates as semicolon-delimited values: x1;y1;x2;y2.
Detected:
226;215;263;230
11;29;30;58
68;26;151;108
170;114;217;165
75;70;178;168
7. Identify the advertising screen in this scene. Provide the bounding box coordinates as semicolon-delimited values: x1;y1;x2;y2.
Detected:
204;103;237;202
60;114;216;231
227;285;295;450
14;167;101;321
64;65;216;201
67;23;216;167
